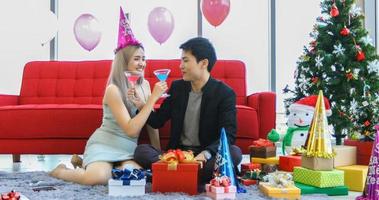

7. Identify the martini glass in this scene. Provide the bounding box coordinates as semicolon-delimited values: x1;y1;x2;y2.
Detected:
153;69;170;98
124;71;142;99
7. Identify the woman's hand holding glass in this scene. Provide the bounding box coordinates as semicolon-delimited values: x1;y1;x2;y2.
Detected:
127;88;145;110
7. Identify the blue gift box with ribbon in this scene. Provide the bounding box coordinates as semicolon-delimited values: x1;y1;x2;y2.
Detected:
108;167;147;196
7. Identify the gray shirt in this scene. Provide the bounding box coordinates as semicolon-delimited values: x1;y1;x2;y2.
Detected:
180;91;202;147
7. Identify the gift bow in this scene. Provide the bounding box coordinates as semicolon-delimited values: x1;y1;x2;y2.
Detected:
251;139;274;147
209;176;232;193
160;149;196;170
242;169;262;180
111;168;147;185
266;171;294;188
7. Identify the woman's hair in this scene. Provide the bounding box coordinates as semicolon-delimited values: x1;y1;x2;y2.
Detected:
107;44;144;107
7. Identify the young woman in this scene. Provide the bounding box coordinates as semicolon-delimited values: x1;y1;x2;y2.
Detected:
49;44;167;185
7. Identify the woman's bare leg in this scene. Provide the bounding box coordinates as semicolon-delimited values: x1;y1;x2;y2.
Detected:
49;161;113;185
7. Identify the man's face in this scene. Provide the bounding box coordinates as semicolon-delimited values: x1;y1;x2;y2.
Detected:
180;50;207;81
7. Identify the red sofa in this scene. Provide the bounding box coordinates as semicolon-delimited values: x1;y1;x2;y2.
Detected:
0;60;275;161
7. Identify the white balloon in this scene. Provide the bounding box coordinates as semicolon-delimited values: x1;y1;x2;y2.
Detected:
34;11;58;45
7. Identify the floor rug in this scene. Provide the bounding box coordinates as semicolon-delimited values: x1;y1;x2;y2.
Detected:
0;171;332;200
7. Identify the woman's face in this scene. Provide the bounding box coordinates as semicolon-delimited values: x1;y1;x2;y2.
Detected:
127;47;146;72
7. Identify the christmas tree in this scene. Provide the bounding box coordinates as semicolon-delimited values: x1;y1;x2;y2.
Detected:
284;0;379;145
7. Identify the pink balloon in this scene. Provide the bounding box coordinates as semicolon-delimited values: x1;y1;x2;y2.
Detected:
148;7;174;44
73;14;101;51
202;0;230;27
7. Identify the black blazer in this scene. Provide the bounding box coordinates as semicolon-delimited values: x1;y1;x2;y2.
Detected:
147;77;237;155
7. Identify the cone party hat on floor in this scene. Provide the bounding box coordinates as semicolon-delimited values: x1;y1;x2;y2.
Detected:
304;90;334;158
213;128;246;193
356;125;379;200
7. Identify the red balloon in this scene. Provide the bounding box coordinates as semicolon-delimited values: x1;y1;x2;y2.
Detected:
202;0;230;27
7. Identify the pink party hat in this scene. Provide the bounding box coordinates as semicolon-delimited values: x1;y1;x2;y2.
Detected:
114;7;142;53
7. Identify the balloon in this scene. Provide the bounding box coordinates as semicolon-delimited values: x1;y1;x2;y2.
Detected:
73;14;101;51
202;0;230;27
148;7;174;44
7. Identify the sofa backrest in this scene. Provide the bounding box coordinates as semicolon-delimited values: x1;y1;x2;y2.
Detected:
19;60;247;105
145;59;247;105
19;61;111;105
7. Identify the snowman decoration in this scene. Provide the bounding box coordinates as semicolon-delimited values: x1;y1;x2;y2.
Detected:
268;95;332;155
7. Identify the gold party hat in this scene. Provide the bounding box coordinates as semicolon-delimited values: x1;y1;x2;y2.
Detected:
305;90;334;158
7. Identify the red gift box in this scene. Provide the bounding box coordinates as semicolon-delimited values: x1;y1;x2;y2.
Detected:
279;155;302;172
241;179;257;186
152;162;199;195
241;163;261;174
344;139;373;165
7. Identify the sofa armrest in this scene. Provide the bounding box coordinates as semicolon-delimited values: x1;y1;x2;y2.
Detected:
247;92;276;139
0;95;19;106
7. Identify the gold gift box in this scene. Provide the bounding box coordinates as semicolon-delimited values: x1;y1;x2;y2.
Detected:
259;182;301;200
336;165;368;192
251;157;279;165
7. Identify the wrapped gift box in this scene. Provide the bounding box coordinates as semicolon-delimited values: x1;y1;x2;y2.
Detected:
241;179;257;186
241;163;261;175
333;145;357;167
279;156;302;172
205;184;236;200
293;167;344;188
344;139;373;165
249;146;276;158
152;162;199;195
335;165;368;192
251;157;279;165
259;182;301;199
301;155;334;171
108;179;146;196
295;182;348;196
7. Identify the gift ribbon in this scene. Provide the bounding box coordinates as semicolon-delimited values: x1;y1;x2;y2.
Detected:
242;169;261;180
111;168;147;185
209;176;231;193
266;171;294;188
160;149;196;170
251;139;274;147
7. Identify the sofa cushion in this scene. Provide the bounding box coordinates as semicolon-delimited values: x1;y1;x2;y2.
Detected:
0;104;102;139
236;105;259;140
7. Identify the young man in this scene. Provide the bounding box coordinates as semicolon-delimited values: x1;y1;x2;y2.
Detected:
134;37;242;183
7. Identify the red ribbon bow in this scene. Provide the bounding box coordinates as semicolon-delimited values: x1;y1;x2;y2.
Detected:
251;139;274;147
209;176;231;193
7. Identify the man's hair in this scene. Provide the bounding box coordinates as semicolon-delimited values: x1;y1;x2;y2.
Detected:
179;37;217;72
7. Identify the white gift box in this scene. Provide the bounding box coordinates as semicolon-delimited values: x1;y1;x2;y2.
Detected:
205;184;236;200
108;178;146;196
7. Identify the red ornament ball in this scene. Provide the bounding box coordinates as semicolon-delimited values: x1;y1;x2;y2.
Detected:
340;27;350;36
330;5;339;17
356;51;365;61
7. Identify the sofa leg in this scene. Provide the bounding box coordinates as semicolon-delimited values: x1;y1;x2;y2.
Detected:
12;154;21;163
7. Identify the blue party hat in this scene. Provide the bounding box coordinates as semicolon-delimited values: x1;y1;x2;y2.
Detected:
214;128;246;193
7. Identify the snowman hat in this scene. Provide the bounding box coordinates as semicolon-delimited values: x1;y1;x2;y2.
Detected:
289;95;332;116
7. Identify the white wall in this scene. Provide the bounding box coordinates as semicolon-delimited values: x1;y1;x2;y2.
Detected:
276;0;321;112
57;0;197;60
0;0;51;94
203;0;269;94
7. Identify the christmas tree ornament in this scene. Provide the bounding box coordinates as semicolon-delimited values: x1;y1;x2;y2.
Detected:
340;26;350;36
311;77;319;84
315;55;324;67
330;4;339;17
363;120;371;127
356;50;365;61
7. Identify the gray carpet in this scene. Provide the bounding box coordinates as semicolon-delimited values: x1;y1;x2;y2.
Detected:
0;171;332;200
